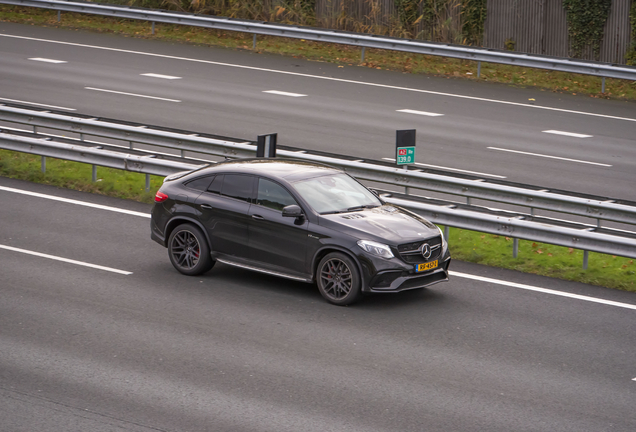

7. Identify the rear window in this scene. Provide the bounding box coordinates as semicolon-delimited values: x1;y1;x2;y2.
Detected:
185;176;214;191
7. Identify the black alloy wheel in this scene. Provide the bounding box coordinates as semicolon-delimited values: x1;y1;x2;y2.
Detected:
317;252;361;305
168;224;214;276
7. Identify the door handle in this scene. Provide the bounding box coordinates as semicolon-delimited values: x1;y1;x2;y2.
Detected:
251;214;265;220
200;204;212;209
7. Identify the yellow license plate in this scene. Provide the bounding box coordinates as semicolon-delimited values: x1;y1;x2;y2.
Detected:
416;260;438;272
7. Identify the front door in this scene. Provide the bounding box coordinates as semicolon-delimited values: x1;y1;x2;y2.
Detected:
248;178;309;275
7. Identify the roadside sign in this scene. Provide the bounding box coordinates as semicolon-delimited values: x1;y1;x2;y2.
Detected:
396;129;416;166
397;146;415;165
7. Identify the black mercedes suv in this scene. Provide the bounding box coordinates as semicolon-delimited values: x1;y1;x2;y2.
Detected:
151;159;450;305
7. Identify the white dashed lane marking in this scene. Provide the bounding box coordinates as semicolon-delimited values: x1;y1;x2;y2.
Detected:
487;147;612;167
263;90;307;97
396;109;444;117
28;57;67;64
141;73;182;80
543;130;593;138
85;87;181;102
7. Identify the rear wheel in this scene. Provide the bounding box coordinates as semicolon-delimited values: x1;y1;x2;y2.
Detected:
168;224;214;276
316;252;361;306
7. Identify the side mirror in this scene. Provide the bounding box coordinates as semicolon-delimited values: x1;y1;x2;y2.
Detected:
282;204;303;218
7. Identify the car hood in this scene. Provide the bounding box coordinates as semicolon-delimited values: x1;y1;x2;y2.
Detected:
320;205;439;245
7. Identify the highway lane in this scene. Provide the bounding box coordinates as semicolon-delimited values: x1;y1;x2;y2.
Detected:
1;176;635;431
1;22;636;200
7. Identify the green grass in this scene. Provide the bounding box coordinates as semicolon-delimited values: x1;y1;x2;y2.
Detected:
0;150;163;203
2;5;636;100
447;229;636;292
1;149;634;293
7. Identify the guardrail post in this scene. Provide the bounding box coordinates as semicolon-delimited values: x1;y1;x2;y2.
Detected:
361;47;366;63
513;238;519;258
583;250;589;269
92;165;97;182
57;11;61;22
41;156;46;173
253;34;257;49
477;61;481;78
443;226;449;242
602;77;606;93
152;22;155;35
145;174;150;192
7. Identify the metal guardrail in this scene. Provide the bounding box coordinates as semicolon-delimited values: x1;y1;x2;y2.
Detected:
2;0;636;82
1;105;636;261
1;129;636;260
2;104;636;227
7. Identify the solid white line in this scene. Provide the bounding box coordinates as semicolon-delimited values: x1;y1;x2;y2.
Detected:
0;97;76;111
2;185;634;311
85;87;181;102
0;244;132;275
0;186;151;218
382;158;506;178
397;109;444;117
263;90;307;97
488;147;612;167
3;34;634;123
450;271;636;311
141;73;182;80
28;57;67;64
542;130;593;138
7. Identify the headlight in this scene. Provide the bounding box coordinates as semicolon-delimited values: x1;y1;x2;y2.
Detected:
357;240;394;259
437;226;448;250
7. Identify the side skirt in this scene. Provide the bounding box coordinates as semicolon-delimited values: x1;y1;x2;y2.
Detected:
216;258;313;284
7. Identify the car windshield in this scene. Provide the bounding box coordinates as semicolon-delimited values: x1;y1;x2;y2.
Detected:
292;173;381;214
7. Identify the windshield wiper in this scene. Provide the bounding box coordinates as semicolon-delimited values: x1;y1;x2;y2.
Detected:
346;204;380;212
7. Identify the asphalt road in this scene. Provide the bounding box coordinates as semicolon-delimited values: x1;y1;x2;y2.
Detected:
1;176;635;431
1;22;635;201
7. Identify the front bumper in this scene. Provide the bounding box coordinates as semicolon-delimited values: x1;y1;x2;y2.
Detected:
359;248;451;293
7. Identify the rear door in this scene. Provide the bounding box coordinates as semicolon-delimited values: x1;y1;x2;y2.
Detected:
194;174;256;258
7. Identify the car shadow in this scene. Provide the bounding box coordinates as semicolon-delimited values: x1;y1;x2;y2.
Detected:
210;262;448;309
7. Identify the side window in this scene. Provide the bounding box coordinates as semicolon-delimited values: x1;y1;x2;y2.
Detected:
185;175;214;191
221;174;254;202
207;174;224;194
257;178;297;211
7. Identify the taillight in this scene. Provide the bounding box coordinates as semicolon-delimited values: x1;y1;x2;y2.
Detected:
155;191;169;203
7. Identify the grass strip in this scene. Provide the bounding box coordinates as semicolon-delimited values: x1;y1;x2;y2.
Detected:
1;5;636;100
1;149;634;292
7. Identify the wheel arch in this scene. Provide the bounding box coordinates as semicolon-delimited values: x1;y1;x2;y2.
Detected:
165;217;212;250
312;246;364;286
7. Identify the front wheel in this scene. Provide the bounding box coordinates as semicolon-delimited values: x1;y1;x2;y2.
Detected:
167;223;214;276
316;252;361;306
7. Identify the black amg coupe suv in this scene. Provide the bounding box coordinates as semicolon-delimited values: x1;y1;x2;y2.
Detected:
151;159;450;305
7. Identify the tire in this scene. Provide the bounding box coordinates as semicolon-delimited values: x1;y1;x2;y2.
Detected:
167;223;214;276
316;252;362;306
